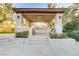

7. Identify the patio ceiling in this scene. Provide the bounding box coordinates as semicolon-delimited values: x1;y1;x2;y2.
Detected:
23;14;55;22
13;8;64;22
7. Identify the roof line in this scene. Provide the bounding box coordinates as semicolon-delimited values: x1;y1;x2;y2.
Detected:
13;8;65;13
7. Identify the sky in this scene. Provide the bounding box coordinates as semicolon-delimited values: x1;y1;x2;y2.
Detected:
12;3;47;8
12;3;72;8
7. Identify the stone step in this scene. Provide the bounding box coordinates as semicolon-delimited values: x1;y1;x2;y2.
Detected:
28;38;49;45
31;36;49;39
30;37;48;39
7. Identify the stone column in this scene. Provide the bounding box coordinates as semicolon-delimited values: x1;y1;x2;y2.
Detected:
28;21;32;38
16;13;24;32
55;13;63;34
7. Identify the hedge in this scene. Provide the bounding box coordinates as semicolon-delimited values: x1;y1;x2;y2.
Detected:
16;31;29;38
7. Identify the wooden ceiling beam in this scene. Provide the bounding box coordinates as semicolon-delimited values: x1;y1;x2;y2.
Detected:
22;13;56;15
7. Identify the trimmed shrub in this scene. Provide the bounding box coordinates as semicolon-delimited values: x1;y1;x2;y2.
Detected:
16;31;29;38
50;33;66;39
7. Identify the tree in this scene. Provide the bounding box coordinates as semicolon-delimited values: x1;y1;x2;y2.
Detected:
0;3;16;33
48;3;55;8
63;3;79;32
0;3;14;23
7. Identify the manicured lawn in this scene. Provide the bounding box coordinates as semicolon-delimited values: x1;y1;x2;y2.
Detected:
0;32;15;35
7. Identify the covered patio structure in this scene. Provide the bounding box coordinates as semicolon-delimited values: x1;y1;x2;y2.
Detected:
13;8;64;38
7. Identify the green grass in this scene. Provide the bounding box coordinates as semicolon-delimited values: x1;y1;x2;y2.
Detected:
0;32;15;35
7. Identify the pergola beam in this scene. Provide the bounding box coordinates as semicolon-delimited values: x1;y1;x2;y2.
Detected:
22;13;56;15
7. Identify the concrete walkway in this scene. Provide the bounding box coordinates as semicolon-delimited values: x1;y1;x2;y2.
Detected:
0;34;79;56
0;37;79;56
0;34;15;39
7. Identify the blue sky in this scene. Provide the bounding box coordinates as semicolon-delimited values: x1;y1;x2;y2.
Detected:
12;3;71;8
12;3;48;8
